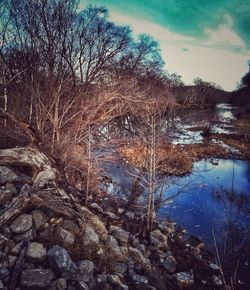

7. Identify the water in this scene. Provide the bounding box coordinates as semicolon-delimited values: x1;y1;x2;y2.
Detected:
158;159;250;287
159;159;250;246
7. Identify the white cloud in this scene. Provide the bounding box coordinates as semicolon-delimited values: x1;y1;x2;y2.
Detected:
110;10;250;91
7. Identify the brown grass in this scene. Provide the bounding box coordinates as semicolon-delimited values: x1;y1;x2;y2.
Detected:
119;142;229;176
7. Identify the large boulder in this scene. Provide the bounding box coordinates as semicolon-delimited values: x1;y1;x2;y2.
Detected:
26;242;47;263
47;245;77;279
21;269;54;288
10;214;33;234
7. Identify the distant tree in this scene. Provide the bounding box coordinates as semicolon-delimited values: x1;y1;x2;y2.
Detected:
167;73;184;87
193;77;222;90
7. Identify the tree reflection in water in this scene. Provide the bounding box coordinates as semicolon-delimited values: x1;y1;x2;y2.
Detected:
212;185;250;289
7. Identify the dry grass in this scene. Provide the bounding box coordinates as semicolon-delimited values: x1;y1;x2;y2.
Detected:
119;142;229;176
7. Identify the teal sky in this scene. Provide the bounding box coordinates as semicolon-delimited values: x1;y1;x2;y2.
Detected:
80;0;250;90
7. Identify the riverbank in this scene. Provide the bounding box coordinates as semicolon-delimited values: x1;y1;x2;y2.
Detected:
0;150;226;290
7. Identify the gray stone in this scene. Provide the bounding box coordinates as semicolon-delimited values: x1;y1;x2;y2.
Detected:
0;166;20;184
130;273;148;284
4;183;17;195
39;226;54;241
113;262;127;274
6;255;17;268
72;260;94;282
105;235;122;257
0;267;10;282
10;242;22;255
209;262;220;271
107;274;121;285
162;256;177;273
47;245;77;279
21;269;54;288
32;210;48;229
109;226;129;245
63;219;79;233
0;280;3;289
82;226;99;247
0;235;9;250
26;242;47;263
174;271;194;288
212;275;223;286
0;190;12;205
150;229;168;248
106;212;119;220
13;228;36;242
55;226;75;245
10;214;33;234
90;203;104;214
125;211;135;220
158;220;176;235
77;281;89;290
129;247;148;266
55;278;67;290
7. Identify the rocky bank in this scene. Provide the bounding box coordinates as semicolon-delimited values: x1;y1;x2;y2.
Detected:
0;146;225;290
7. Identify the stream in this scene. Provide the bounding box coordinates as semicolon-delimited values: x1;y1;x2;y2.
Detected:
103;103;250;287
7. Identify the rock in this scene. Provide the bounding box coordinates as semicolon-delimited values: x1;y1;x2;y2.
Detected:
0;267;10;284
174;271;194;288
0;189;12;205
0;280;3;289
186;236;204;249
212;275;223;286
129;247;148;266
10;242;22;255
162;256;177;273
107;274;121;285
150;229;168;248
0;166;20;184
39;226;54;241
55;226;75;245
6;255;17;268
90;203;104;214
130;272;148;285
0;235;9;250
10;214;33;234
82;225;99;247
77;281;89;290
47;245;77;279
125;211;134;220
109;226;129;245
21;269;54;288
32;210;48;229
113;262;127;274
26;242;47;263
72;260;94;283
55;278;67;290
158;220;176;235
209;262;220;271
106;212;119;220
23;263;36;270
4;183;17;195
105;235;122;257
63;219;79;233
13;228;36;242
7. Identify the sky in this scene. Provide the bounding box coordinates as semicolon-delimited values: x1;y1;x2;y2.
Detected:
80;0;250;91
